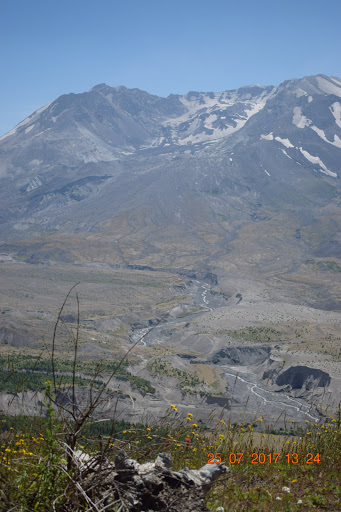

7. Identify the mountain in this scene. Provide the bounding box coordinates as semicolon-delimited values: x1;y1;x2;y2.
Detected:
1;75;341;424
0;74;340;280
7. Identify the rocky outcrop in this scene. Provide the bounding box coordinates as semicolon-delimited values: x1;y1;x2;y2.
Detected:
0;327;33;347
275;366;330;390
205;395;231;408
211;346;271;366
209;289;230;301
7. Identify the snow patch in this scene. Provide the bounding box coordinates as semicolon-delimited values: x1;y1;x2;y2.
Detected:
295;88;308;98
311;125;341;148
204;113;218;127
330;102;341;129
330;76;341;87
261;133;294;148
274;136;294;148
165;88;273;145
25;124;34;134
308;96;313;103
299;147;337;177
0;126;18;141
279;148;292;159
332;134;341;147
51;114;63;123
261;132;274;140
292;102;341;148
26;176;43;192
292;107;311;129
33;128;51;138
316;76;341;98
0;102;51;141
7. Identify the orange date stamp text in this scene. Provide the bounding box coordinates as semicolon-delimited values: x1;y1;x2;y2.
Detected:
207;452;320;464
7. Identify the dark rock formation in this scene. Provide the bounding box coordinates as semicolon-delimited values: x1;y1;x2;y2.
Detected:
211;346;271;366
205;396;231;408
276;366;330;390
209;289;230;301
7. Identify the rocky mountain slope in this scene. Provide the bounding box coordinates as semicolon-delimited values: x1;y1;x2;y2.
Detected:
1;75;341;317
1;76;341;422
0;74;340;275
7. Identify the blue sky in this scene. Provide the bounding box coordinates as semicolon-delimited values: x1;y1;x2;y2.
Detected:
1;0;340;136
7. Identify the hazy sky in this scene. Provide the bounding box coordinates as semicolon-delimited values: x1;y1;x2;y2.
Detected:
1;0;340;135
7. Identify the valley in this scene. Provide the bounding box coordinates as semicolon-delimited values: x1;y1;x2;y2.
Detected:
0;257;340;428
0;74;341;428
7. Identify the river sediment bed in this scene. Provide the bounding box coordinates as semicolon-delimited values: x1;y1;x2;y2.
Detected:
0;262;340;426
128;275;340;427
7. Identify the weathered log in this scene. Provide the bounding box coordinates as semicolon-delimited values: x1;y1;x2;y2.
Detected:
70;449;230;512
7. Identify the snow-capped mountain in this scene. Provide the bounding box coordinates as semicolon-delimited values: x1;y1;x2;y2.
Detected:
1;74;340;173
0;74;340;272
0;83;277;165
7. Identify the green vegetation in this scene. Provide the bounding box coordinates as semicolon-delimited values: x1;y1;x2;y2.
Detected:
177;308;202;318
148;359;202;394
0;414;138;442
217;213;228;221
0;354;155;395
0;289;340;510
45;228;59;236
13;254;28;261
122;374;155;394
227;326;282;343
0;401;340;511
0;369;104;393
307;259;341;272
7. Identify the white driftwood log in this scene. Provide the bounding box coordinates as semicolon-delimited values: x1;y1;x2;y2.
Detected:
70;449;230;512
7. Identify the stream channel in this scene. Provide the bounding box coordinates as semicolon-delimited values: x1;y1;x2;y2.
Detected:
130;279;322;425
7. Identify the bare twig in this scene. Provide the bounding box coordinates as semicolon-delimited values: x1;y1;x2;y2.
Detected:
51;283;80;392
72;291;80;417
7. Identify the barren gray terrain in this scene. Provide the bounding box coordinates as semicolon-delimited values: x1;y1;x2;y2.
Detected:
0;74;340;427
